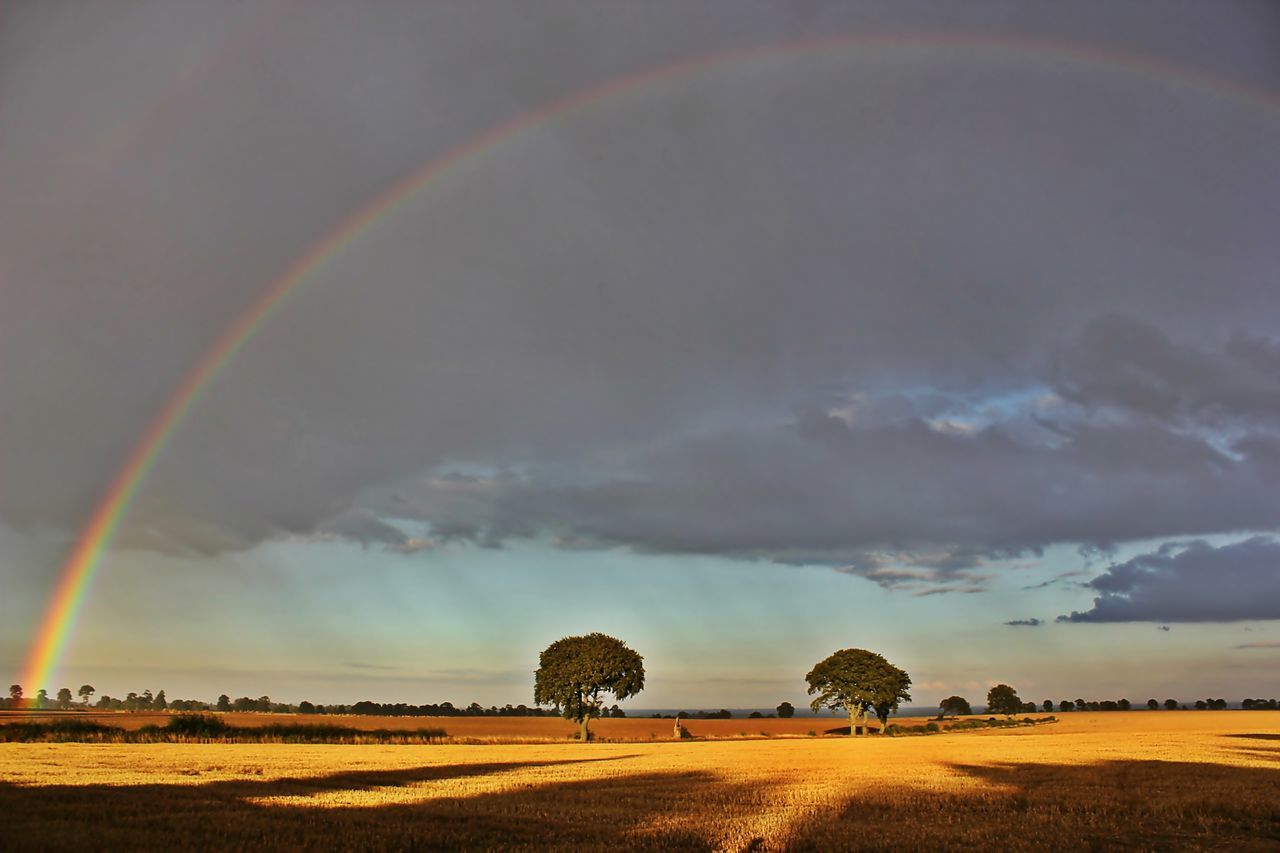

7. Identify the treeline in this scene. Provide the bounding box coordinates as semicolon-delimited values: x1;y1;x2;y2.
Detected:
942;687;1280;718
2;684;583;718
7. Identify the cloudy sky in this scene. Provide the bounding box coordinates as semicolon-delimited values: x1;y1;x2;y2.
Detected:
3;0;1279;709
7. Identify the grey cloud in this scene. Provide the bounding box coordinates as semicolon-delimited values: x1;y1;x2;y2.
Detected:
1004;618;1043;627
373;413;1279;578
1059;537;1280;623
1052;316;1280;425
2;3;1279;592
1234;641;1280;649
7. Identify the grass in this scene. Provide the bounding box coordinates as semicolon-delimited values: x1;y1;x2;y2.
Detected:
1;712;1278;848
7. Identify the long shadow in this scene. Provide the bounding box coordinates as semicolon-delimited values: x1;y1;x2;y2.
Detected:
1224;733;1280;741
787;758;1280;850
7;754;1280;849
0;756;738;850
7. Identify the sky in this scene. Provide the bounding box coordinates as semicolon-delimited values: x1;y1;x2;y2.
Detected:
2;0;1279;710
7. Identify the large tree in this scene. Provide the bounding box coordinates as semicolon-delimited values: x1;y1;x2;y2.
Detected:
534;633;644;742
939;695;972;717
77;685;95;707
986;684;1022;716
805;648;911;736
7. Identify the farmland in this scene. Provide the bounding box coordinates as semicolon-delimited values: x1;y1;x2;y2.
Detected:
3;712;1278;849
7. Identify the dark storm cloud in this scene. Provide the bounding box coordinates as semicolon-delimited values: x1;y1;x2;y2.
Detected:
3;2;1279;596
1051;316;1280;425
1059;538;1280;623
1004;618;1043;627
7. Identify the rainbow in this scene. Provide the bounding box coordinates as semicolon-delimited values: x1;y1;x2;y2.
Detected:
19;33;1279;692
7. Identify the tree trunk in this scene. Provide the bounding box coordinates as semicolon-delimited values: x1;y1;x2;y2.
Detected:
848;708;859;736
579;717;591;742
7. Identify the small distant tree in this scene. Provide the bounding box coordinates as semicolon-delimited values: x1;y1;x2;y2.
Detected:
78;685;95;707
1059;700;1073;712
1194;700;1207;710
141;690;154;710
1042;699;1054;713
298;701;316;714
154;690;167;711
256;696;271;712
35;688;48;710
216;694;232;712
939;696;972;717
776;701;795;718
806;648;911;736
56;688;73;709
986;684;1022;717
534;633;645;742
1117;699;1131;711
8;685;21;709
1075;698;1087;711
1147;699;1159;710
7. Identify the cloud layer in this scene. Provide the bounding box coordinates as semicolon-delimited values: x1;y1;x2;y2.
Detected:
2;4;1278;615
1061;538;1280;623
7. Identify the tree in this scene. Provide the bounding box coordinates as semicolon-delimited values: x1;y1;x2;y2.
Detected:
534;633;645;742
56;688;73;709
939;696;972;717
35;688;48;710
1147;698;1159;710
805;648;911;736
216;694;232;712
1075;698;1087;712
776;701;795;719
154;690;167;711
1042;699;1054;713
78;685;95;707
8;685;21;710
298;701;316;714
986;684;1022;717
1059;700;1073;712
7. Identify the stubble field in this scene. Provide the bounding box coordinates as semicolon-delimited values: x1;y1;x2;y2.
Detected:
2;712;1278;850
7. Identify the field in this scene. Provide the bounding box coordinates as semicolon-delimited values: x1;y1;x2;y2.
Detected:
0;710;859;741
3;712;1279;850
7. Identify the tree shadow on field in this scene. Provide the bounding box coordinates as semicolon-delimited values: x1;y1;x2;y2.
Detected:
787;758;1280;851
1224;733;1280;741
0;755;765;851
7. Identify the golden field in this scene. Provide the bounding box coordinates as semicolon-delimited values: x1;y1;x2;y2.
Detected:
0;710;859;740
2;712;1278;850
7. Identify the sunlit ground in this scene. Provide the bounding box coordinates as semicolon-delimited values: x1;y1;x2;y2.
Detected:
3;712;1278;849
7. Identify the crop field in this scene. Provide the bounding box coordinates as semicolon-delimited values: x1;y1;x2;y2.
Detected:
0;710;858;741
3;712;1279;850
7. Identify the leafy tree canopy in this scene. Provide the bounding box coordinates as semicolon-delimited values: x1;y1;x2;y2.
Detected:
534;633;644;740
939;695;972;716
986;683;1022;716
805;648;911;734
